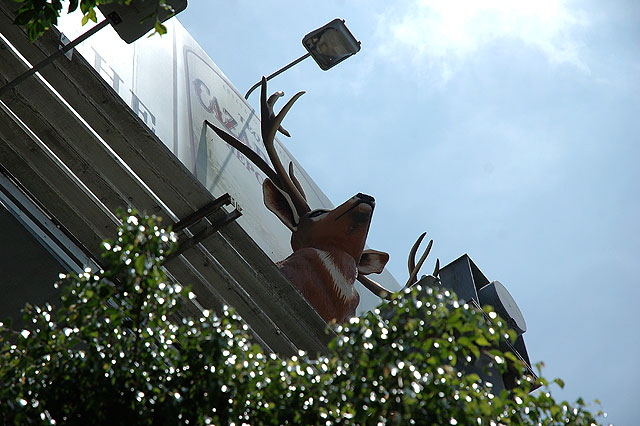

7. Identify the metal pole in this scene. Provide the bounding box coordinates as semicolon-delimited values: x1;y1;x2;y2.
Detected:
244;52;311;100
0;16;114;97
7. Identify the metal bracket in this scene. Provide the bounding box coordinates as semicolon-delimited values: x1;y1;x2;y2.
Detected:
59;33;74;60
166;193;242;261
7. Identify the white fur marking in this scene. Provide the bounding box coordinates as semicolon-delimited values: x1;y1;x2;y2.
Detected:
312;249;357;302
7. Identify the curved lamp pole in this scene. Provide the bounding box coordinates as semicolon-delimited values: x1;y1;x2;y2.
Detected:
244;18;361;100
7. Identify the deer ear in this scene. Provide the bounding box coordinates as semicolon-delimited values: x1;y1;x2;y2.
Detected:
263;178;299;232
358;249;390;275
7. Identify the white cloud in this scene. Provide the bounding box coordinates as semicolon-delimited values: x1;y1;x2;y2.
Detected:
375;0;589;82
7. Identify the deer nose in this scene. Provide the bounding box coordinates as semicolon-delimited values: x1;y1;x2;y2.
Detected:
356;193;375;205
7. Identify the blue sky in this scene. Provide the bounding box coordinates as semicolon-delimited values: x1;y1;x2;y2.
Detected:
177;1;638;424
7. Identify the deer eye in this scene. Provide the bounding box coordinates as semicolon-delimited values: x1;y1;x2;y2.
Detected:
308;209;329;219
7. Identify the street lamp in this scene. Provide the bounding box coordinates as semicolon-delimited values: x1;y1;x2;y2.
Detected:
244;18;361;99
0;0;187;98
97;0;188;44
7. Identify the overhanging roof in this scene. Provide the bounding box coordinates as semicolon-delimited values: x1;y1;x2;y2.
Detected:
0;0;333;356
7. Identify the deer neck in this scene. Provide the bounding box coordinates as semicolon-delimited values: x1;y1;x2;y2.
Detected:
311;248;359;301
278;247;359;304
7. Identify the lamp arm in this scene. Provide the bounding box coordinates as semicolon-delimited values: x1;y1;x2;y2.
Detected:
244;52;311;100
0;15;117;97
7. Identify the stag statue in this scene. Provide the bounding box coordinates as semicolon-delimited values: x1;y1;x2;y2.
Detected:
206;77;438;322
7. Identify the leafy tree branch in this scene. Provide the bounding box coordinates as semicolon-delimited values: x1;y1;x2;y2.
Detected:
0;210;607;425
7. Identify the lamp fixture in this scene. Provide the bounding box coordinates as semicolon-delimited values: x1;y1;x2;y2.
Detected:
302;18;361;71
244;18;361;99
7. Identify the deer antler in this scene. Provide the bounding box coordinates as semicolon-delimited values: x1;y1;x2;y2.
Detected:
357;274;392;300
406;232;440;291
259;77;310;216
405;232;436;288
206;120;279;184
357;232;440;300
205;77;310;218
289;162;307;200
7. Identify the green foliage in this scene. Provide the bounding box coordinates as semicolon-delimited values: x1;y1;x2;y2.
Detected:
0;210;607;425
12;0;170;42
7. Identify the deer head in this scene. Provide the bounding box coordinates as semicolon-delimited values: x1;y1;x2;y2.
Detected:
205;77;435;322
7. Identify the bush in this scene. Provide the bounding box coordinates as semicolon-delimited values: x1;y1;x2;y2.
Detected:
0;210;606;425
